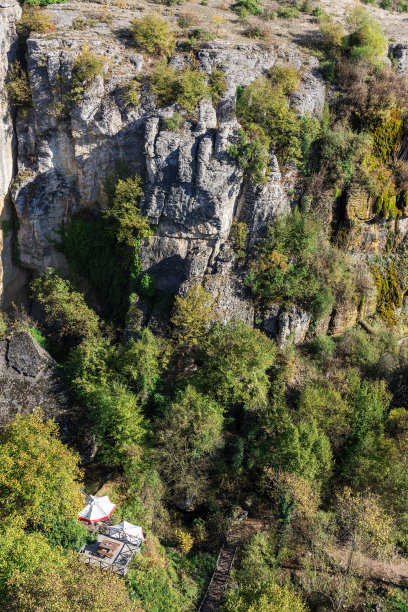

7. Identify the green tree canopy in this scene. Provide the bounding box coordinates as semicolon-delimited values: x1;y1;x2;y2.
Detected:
198;319;276;410
0;412;83;530
155;385;224;504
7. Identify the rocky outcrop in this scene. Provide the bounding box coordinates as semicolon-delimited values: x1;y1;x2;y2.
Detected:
0;0;28;308
0;331;84;447
9;17;325;294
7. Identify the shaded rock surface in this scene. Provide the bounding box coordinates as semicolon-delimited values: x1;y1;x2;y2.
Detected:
0;331;86;453
9;18;325;294
0;0;28;307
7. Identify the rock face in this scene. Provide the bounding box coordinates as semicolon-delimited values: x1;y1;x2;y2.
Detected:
0;0;27;308
0;2;390;349
8;19;325;294
0;331;83;446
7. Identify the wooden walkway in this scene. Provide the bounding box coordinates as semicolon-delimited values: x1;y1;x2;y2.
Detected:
198;517;263;612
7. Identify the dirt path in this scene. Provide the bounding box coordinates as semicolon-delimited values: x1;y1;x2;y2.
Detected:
198;518;264;612
329;548;408;587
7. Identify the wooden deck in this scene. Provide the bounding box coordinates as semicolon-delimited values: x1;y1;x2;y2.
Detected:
198;516;265;612
80;534;140;576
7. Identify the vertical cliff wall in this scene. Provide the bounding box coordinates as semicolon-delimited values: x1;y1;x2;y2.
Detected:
0;0;27;308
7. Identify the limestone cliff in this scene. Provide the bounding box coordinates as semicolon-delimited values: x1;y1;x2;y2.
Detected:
1;0;406;345
0;0;27;308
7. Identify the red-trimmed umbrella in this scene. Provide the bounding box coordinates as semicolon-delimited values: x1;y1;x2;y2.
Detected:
78;495;116;523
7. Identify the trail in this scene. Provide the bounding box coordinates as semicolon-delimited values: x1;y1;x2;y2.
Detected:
198;517;263;612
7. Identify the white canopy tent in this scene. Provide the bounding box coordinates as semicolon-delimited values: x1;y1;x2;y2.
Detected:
106;520;145;544
78;495;116;523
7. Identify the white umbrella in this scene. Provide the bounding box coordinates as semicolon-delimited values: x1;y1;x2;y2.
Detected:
106;520;145;544
78;495;116;523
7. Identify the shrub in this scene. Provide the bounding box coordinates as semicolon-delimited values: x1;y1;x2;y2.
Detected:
372;260;402;325
232;0;261;16
131;14;176;57
174;529;194;555
228;125;271;185
45;517;91;551
17;5;54;38
229;219;249;259
209;69;227;103
236;77;302;164
105;174;152;249
149;62;179;107
318;11;345;55
198;319;276;410
223;580;308;611
6;61;32;109
316;125;371;191
268;63;300;94
189;27;214;42
71;16;96;30
245;208;362;320
24;0;65;5
71;46;104;101
0;313;8;338
177;12;196;28
245;25;269;39
31;269;101;340
163;113;183;131
171;285;216;347
0;412;83;529
122;79;140;108
177;68;210;113
28;326;47;349
277;5;300;18
346;6;388;66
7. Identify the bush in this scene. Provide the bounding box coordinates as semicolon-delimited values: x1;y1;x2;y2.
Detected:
149;62;179;107
28;326;47;349
174;529;194;555
71;46;104;101
277;5;300;18
131;14;176;57
245;24;269;39
232;0;261;15
198;319;276;410
71;16;96;30
0;314;7;339
318;11;345;55
346;6;388;66
228;125;271;185
187;28;215;48
177;69;210;113
150;63;225;112
17;5;54;38
24;0;65;5
6;61;32;109
229;219;249;259
45;518;91;551
245;208;362;320
122;80;140;108
177;12;196;28
171;285;216;347
223;580;308;611
0;412;83;529
236;76;302;165
209;69;227;103
31;269;101;340
105;174;152;249
163;113;183;131
59;217;129;320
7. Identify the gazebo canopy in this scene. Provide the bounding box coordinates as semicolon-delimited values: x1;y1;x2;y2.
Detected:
106;520;145;544
78;495;116;523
